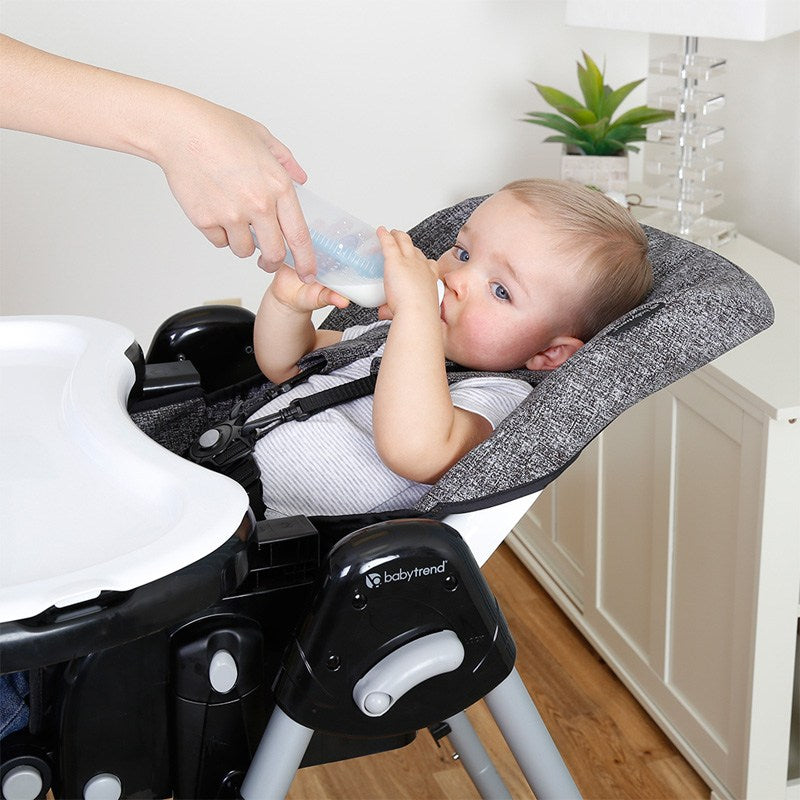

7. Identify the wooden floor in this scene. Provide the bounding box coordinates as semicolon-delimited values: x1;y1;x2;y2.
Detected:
286;544;709;800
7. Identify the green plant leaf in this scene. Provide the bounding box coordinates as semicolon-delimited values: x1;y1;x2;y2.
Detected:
553;104;597;125
602;123;648;144
610;105;674;129
521;51;675;154
545;120;597;145
603;78;645;120
542;135;592;153
532;83;582;112
577;51;605;116
596;138;628;155
547;135;601;155
577;141;601;155
579;117;611;144
522;112;584;137
531;83;597;125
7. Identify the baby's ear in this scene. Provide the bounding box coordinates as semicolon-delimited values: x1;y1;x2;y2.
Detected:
525;336;584;371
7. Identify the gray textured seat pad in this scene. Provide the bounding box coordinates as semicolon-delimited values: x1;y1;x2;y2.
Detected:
321;196;774;516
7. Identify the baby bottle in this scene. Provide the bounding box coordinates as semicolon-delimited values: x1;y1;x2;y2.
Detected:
261;184;445;309
282;184;387;308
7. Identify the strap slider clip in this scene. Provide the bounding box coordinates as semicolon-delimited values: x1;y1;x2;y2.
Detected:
282;400;310;423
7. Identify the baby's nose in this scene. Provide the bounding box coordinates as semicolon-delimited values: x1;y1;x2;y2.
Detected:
444;267;467;296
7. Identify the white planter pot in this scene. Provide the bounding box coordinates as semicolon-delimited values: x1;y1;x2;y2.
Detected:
560;149;629;194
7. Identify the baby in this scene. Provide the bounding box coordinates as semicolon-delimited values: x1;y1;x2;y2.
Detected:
248;179;653;516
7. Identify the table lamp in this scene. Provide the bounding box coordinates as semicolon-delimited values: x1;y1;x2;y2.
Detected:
565;0;800;246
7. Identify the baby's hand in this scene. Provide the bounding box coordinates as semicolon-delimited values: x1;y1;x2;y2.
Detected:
377;227;439;320
268;264;350;312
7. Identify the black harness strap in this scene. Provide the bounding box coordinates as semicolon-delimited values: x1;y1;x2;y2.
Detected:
186;368;379;518
241;373;378;436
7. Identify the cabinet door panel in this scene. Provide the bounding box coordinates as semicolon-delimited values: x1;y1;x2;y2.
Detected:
589;374;763;791
668;394;740;744
658;377;763;790
596;396;659;661
513;440;596;607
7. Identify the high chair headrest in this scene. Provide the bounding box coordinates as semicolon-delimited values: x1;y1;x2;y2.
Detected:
321;196;774;517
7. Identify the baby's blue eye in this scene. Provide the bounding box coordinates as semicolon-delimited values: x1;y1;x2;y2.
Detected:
453;246;470;262
491;282;511;301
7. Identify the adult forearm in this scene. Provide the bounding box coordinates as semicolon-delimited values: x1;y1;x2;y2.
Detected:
1;34;318;271
0;34;179;162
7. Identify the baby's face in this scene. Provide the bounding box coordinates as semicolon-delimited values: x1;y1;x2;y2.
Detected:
436;191;582;371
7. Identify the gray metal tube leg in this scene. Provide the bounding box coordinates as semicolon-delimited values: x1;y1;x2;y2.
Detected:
443;711;512;800
240;706;314;800
484;668;581;800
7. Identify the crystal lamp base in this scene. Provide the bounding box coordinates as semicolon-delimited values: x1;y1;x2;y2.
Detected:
642;210;737;249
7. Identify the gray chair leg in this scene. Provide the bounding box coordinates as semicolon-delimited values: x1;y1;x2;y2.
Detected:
239;671;580;800
239;706;314;800
443;711;512;799
484;668;581;800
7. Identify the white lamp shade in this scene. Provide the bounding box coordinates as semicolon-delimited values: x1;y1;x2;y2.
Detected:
565;0;800;41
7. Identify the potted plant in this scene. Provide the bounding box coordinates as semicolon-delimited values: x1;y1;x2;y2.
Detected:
523;51;673;193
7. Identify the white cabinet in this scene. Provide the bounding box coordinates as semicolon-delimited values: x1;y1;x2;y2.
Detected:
508;234;800;800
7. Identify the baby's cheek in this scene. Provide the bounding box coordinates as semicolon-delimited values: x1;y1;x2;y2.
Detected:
460;316;493;354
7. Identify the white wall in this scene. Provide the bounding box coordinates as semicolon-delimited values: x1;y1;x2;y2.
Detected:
1;1;795;351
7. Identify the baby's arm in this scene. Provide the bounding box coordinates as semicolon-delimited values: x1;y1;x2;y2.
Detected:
254;267;348;384
373;229;492;484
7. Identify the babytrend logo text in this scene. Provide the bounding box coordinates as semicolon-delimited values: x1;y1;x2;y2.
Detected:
364;561;448;590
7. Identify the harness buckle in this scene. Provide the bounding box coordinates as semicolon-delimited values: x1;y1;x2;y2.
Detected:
186;421;264;517
187;422;256;470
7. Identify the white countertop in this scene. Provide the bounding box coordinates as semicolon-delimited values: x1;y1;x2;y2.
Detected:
701;234;799;421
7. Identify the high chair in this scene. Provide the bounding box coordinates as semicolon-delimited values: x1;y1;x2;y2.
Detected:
0;196;773;800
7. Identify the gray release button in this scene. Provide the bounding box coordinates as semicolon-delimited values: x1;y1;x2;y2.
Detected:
198;428;221;449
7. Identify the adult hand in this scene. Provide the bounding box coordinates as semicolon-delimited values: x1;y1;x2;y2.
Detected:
156;103;317;279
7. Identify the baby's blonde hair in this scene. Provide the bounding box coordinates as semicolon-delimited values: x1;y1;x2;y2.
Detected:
501;178;653;341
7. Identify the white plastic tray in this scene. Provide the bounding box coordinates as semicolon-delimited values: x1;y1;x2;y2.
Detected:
0;316;249;624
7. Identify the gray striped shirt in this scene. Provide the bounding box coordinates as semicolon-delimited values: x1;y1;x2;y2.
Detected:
249;322;532;516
